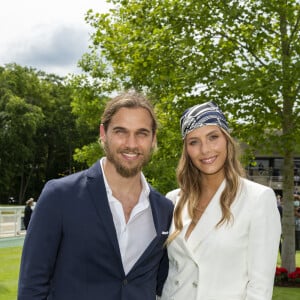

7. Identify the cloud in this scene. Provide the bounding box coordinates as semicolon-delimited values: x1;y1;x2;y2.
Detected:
3;24;90;76
0;0;113;76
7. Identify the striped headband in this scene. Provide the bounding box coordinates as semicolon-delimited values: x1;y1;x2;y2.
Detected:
180;101;229;139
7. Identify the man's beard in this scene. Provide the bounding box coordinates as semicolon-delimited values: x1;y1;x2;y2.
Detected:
103;141;152;178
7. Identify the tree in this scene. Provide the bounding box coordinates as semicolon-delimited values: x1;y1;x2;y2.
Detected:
81;0;300;271
0;93;44;201
67;73;110;166
0;64;87;203
0;65;45;202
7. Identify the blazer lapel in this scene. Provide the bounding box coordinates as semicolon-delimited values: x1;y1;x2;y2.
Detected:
186;180;225;252
86;161;123;264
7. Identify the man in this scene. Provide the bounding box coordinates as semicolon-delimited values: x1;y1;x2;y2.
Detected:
23;197;34;230
18;91;174;300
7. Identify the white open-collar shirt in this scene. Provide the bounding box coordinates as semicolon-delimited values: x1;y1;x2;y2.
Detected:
100;158;156;275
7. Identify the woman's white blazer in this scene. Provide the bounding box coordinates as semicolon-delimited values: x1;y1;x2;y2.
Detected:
161;178;281;300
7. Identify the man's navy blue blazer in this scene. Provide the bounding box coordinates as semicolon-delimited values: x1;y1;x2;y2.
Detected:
18;160;174;300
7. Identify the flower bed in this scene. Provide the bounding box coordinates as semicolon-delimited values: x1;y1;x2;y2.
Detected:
275;267;300;287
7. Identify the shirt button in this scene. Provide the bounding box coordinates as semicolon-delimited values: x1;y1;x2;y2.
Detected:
192;282;198;288
175;280;179;286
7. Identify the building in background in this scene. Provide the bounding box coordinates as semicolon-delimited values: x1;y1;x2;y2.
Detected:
246;155;300;196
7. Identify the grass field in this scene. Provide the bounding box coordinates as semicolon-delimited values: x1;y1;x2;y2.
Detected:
0;246;299;300
0;246;22;300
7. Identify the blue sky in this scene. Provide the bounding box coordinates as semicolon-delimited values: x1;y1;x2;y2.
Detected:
0;0;112;77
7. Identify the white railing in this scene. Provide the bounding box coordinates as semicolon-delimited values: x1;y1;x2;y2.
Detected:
0;206;25;238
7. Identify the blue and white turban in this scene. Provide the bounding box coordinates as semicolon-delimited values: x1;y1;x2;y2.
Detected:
180;102;229;139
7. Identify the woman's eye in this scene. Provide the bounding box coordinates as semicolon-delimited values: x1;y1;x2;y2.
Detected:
189;140;199;146
209;135;219;140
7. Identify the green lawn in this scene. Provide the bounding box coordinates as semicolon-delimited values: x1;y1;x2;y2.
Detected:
272;251;300;299
0;246;22;300
0;247;299;300
272;286;300;300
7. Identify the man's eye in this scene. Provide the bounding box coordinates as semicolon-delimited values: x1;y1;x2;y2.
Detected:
115;130;126;135
137;131;148;137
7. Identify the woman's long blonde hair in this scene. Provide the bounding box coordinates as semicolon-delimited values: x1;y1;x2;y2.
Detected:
167;128;245;244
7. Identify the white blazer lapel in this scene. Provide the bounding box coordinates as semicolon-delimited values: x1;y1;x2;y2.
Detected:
186;180;225;252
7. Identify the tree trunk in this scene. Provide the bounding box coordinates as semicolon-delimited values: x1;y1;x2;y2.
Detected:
281;150;296;273
279;2;296;273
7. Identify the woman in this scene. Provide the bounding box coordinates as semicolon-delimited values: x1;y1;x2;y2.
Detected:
161;102;281;300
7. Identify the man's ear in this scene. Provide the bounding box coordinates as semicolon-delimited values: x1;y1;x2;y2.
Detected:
152;133;157;151
99;124;106;142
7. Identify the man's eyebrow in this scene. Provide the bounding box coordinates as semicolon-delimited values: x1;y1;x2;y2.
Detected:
111;126;151;133
137;128;151;133
112;126;126;131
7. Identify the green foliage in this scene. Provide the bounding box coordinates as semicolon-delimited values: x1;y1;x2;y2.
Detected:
144;96;184;194
73;142;103;167
69;74;109;129
0;64;89;203
67;73;111;166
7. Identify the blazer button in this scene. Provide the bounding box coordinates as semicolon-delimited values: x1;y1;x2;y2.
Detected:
192;281;198;288
123;279;128;285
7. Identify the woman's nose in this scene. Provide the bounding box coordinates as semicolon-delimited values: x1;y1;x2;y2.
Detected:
200;141;210;154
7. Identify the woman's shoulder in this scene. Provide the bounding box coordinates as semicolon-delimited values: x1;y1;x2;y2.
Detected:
239;177;276;202
165;188;181;204
240;177;272;190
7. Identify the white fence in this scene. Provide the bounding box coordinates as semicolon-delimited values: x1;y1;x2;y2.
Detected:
0;206;25;238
